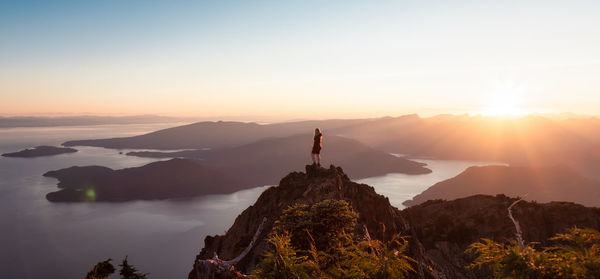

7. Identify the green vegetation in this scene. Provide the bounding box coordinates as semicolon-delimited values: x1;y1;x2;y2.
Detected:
467;227;600;279
253;199;414;279
86;256;147;279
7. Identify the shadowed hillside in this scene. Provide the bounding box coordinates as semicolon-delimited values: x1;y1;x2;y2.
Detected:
189;165;600;279
404;165;600;207
45;135;430;202
128;134;431;180
62;119;373;150
44;159;242;202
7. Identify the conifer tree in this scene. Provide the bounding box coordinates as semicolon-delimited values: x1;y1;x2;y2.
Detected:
119;256;148;279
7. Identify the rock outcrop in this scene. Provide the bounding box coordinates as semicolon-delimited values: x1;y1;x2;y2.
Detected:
189;165;600;279
189;164;408;278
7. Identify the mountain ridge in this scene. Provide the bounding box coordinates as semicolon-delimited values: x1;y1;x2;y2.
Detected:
44;134;430;202
59;115;600;181
189;165;600;279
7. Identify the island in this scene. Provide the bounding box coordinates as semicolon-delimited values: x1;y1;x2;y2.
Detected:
44;135;431;202
44;159;243;202
2;146;77;158
403;165;600;207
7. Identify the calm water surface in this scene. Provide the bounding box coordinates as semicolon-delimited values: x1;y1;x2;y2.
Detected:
0;124;498;278
358;159;504;209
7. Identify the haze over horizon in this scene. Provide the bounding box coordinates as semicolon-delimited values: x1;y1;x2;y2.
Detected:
2;0;599;120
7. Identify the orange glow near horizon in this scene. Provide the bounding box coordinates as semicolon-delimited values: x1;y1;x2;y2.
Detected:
2;2;599;120
479;83;530;117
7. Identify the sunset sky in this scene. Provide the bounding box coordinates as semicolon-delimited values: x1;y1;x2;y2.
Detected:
1;0;599;120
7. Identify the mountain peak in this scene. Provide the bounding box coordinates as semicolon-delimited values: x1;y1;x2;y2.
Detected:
189;165;600;279
189;164;407;278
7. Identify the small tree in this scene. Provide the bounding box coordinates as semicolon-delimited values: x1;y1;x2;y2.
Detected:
85;258;115;279
274;199;358;251
253;232;318;279
254;199;414;279
119;256;148;279
86;256;148;279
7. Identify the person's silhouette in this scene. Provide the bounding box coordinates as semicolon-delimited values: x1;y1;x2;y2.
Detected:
311;128;322;166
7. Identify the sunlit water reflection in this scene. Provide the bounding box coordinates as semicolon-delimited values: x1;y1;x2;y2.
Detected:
358;159;506;209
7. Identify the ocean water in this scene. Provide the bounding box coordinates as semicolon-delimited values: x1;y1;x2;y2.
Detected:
358;159;505;209
0;124;499;278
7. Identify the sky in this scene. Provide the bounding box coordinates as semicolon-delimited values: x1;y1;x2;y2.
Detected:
1;0;599;120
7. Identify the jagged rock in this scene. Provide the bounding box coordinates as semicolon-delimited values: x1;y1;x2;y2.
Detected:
189;166;600;279
189;164;407;278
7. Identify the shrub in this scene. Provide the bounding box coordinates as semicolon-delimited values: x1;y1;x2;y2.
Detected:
467;227;600;279
254;199;414;279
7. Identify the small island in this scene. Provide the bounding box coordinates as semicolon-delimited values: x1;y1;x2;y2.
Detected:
2;146;77;158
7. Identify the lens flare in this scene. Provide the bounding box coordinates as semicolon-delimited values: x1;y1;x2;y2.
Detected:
85;189;96;202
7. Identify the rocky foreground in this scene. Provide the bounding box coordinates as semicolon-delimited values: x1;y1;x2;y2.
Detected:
189;164;600;279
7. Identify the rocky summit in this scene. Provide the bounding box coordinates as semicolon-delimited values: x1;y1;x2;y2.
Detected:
189;164;407;278
189;165;600;279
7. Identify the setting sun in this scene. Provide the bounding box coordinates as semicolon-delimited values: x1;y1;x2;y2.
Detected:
2;1;600;278
480;84;529;117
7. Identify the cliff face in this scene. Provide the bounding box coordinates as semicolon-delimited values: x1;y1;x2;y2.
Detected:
189;165;600;279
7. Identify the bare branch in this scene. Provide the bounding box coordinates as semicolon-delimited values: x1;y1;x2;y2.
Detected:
508;197;525;250
194;217;267;279
223;217;267;266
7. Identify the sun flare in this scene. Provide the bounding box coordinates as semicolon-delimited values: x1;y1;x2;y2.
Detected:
480;84;529;117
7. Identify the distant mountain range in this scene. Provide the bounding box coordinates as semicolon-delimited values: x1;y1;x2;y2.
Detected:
0;115;197;128
63;118;373;149
62;114;600;180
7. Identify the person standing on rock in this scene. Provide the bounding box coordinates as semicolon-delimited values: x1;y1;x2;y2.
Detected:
312;128;322;166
